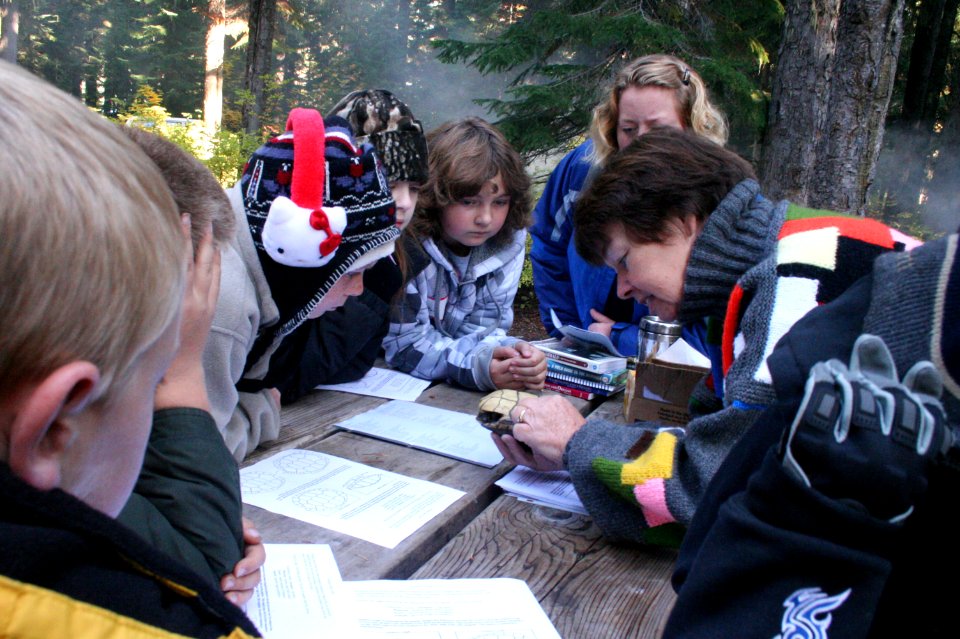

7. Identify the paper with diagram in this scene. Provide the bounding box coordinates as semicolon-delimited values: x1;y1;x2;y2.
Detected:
240;449;465;548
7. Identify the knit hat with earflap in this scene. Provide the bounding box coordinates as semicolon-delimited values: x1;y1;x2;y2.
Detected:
239;108;399;351
331;89;428;184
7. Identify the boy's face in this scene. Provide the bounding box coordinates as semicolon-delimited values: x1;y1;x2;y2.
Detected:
440;173;510;255
306;266;368;319
61;314;181;517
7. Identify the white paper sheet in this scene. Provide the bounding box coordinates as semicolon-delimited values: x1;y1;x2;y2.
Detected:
240;449;465;548
314;367;432;401
245;544;356;638
651;337;711;369
336;400;504;468
495;466;588;515
347;578;562;638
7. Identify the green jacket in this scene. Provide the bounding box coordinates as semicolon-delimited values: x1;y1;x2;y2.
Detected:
119;408;244;583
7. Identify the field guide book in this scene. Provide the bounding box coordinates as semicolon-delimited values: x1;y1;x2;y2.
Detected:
533;310;628;374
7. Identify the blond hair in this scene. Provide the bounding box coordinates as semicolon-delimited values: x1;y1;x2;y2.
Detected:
589;54;728;165
122;127;235;252
0;62;185;401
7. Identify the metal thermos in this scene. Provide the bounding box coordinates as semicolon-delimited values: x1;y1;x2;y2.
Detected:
637;316;682;361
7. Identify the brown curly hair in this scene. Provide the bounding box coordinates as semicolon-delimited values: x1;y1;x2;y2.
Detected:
414;117;531;249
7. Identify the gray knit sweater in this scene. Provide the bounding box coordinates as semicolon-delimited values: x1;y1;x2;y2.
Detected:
564;179;911;545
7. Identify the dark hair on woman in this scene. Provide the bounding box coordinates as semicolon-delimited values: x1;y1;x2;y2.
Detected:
414;117;531;249
574;127;756;264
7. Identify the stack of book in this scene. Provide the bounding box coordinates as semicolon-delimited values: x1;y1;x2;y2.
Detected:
533;337;629;401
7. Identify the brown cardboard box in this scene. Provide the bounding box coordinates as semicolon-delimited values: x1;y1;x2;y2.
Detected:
623;360;708;426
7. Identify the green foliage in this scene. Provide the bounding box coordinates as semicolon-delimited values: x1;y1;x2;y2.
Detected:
519;232;535;291
433;0;784;157
120;97;259;187
203;128;262;186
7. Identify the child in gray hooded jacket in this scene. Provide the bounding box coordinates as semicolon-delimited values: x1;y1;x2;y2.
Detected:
384;117;546;391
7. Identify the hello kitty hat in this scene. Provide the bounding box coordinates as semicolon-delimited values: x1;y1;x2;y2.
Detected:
238;107;399;341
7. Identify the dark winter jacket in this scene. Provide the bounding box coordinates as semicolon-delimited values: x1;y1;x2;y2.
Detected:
0;452;259;638
665;233;960;638
271;233;432;403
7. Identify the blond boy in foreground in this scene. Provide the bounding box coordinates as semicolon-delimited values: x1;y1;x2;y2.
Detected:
0;62;259;637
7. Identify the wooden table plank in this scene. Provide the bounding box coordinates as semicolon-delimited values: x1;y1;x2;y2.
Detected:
411;495;677;639
244;430;515;579
244;391;387;464
243;382;592;580
243;383;500;579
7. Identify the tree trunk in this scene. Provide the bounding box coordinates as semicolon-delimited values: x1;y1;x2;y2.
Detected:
811;0;906;212
923;0;960;121
921;64;960;233
0;0;20;64
204;0;227;135
901;0;946;125
758;0;840;206
760;0;906;213
242;0;278;134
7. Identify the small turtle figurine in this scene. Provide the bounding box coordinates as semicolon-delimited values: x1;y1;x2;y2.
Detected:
476;390;538;434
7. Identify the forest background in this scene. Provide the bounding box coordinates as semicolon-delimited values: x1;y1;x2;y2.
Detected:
1;0;956;268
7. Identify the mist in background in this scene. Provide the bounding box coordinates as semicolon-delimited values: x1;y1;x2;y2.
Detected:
871;124;960;237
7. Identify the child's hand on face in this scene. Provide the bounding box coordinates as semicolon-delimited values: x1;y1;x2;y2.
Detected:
155;219;221;411
588;308;615;338
221;517;265;607
509;341;547;390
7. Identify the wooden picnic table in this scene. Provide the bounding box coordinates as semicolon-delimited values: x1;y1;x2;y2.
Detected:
242;381;677;637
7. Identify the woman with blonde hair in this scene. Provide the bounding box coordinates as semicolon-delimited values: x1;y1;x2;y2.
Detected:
530;53;726;356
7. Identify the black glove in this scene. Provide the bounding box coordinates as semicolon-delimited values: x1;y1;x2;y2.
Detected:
781;334;946;522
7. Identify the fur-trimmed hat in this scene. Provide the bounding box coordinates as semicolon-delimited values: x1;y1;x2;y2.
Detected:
332;89;429;185
239;108;399;343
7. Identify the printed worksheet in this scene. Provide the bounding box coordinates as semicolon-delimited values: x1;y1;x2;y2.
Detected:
337;400;504;467
495;466;588;515
245;544;356;638
314;367;432;401
240;449;465;548
246;545;562;639
347;578;562;638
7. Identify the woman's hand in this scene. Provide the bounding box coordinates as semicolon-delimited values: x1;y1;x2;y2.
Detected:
588;308;614;338
492;394;586;470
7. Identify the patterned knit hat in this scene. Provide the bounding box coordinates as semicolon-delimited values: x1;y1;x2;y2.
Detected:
331;89;429;184
239;108;399;342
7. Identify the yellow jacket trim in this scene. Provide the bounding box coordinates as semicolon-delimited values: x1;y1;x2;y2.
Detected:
0;574;255;639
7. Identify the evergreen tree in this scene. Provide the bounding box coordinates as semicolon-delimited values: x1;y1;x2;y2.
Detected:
432;0;782;157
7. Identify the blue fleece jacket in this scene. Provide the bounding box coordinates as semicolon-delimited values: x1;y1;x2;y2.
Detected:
530;139;706;356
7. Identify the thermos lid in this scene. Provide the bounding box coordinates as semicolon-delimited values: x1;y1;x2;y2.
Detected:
639;315;682;336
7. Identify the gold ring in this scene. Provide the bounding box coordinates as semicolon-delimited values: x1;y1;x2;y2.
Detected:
517;408;528;423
